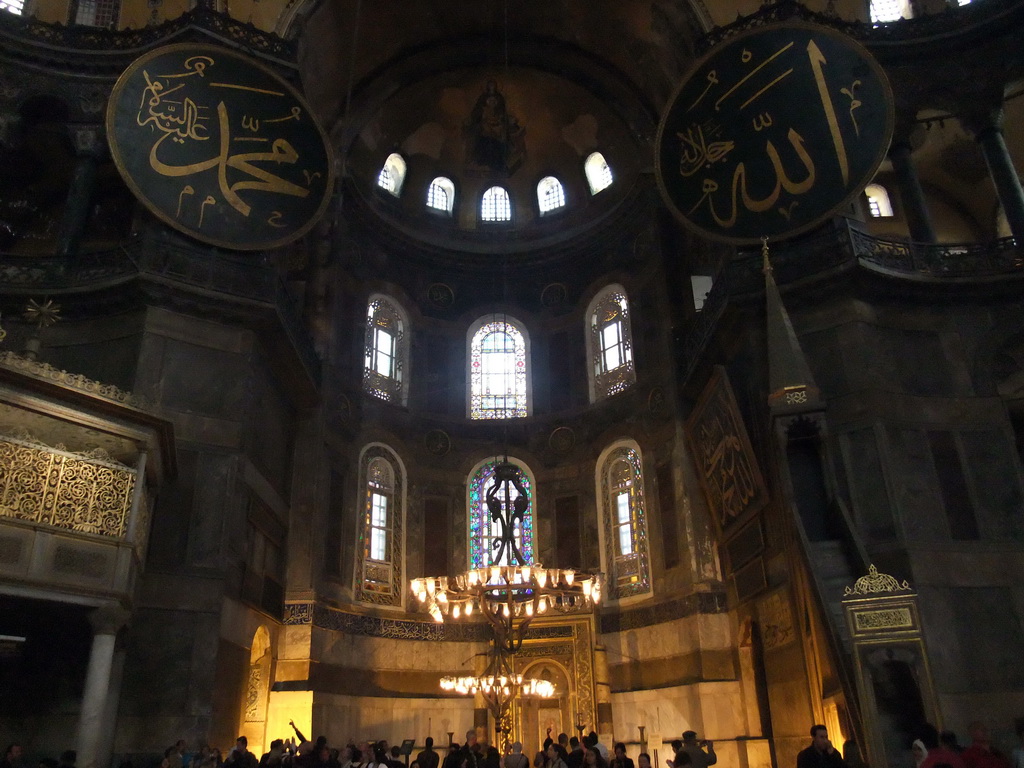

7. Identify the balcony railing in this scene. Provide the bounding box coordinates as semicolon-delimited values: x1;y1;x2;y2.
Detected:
0;433;135;538
851;230;1023;277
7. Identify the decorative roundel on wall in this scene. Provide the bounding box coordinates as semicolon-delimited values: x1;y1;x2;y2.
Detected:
541;283;568;308
548;426;576;454
425;429;452;456
106;43;335;251
427;283;455;309
655;21;894;245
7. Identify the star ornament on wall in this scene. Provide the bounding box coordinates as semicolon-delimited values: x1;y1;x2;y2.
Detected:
24;298;62;329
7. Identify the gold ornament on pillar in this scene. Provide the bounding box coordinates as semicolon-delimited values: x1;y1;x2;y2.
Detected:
22;298;61;361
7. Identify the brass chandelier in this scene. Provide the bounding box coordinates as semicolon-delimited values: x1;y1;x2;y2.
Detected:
410;459;602;747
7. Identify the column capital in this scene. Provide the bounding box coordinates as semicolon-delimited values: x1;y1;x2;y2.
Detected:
962;107;1005;138
88;604;131;636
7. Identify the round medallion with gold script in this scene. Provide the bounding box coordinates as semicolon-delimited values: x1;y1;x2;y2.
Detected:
655;22;893;245
106;43;334;251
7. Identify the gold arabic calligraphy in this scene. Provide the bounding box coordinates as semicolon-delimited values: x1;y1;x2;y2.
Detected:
677;35;869;231
136;55;312;228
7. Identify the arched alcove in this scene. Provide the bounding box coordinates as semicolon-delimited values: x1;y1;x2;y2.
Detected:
241;626;273;755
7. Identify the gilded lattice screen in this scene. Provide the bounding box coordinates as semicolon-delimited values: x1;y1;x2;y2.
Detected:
0;435;135;538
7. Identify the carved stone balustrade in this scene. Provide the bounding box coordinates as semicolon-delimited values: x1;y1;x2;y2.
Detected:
0;352;174;604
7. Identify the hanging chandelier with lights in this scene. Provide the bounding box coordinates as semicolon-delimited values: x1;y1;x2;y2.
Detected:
409;459;602;652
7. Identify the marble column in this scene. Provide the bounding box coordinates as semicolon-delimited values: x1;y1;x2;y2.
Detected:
888;139;936;243
76;604;131;768
972;111;1024;245
57;125;105;257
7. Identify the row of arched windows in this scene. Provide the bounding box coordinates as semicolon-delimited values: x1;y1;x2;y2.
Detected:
376;152;614;220
364;285;637;413
353;441;653;607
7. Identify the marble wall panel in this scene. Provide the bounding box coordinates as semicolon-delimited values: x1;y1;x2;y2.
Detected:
313;693;476;748
601;611;733;668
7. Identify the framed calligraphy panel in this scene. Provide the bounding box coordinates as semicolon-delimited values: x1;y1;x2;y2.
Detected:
685;366;768;536
656;22;893;245
107;44;334;251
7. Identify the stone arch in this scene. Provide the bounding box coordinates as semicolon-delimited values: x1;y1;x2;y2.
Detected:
241;625;273;755
516;658;575;757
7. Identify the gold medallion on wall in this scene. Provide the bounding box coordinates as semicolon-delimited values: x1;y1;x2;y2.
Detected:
106;44;335;250
655;22;894;245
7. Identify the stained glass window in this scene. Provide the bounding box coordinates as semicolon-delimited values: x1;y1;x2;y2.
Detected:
355;447;404;607
600;443;651;600
469;319;528;419
377;153;407;197
469;459;535;569
364;296;407;404
482;186;512;222
585;152;613;195
587;286;636;402
537;176;566;214
427;176;456;214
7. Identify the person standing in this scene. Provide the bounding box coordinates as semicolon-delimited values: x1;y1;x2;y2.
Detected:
418;739;440;768
610;744;633;768
963;722;1011;768
680;732;715;768
797;726;847;768
503;743;528;768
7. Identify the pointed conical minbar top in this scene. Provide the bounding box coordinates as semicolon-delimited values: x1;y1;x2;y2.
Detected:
762;237;824;413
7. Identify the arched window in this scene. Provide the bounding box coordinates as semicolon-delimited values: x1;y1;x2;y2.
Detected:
364;295;408;404
584;152;613;195
586;285;636;402
468;457;536;568
537;176;566;214
598;442;651;600
377;153;407;197
354;445;405;607
427;176;456;214
864;184;894;218
481;186;512;222
468;318;530;419
870;0;910;22
1;0;25;13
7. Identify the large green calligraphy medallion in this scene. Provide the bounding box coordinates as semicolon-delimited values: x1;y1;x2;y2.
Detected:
107;44;334;251
656;22;893;245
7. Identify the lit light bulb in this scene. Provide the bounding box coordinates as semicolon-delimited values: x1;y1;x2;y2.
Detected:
583;579;593;597
453;604;461;618
564;570;575;586
502;603;510;617
537;570;548;588
525;602;534;617
426;579;436;595
522;565;532;582
538;597;548;613
466;601;474;616
490;566;500;583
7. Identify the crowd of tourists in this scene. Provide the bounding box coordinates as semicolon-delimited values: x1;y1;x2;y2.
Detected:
4;719;1024;768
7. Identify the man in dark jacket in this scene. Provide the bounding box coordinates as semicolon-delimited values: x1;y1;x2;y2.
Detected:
417;739;439;768
797;726;846;768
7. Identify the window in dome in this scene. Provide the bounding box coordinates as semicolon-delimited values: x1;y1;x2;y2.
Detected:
691;275;714;311
481;186;512;222
598;441;651;600
354;446;405;607
864;184;894;218
537;176;566;214
586;285;636;402
469;318;529;419
584;152;614;195
1;0;25;14
72;0;120;25
364;295;408;404
377;153;407;197
870;0;910;22
427;176;456;214
468;458;535;569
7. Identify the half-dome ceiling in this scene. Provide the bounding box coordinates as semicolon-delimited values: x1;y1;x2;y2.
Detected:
346;65;647;248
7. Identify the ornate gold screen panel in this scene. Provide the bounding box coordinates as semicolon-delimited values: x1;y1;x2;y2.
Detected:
0;436;135;538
